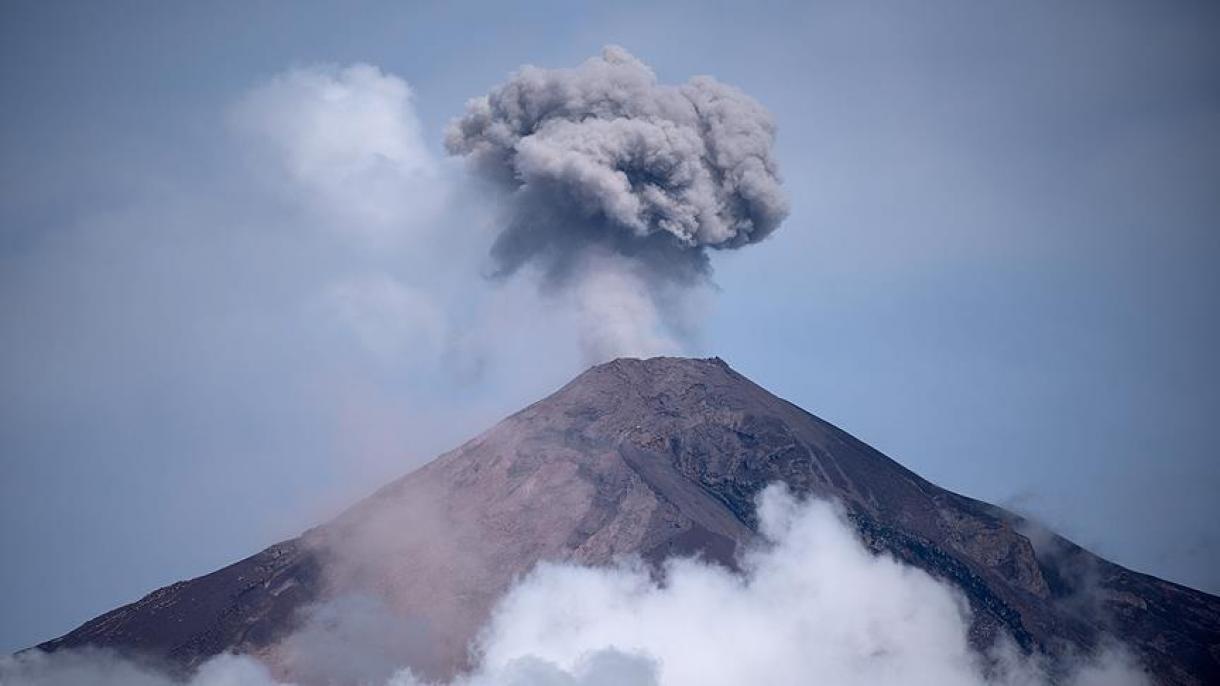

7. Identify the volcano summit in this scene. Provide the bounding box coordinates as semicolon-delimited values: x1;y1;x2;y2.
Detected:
34;357;1220;685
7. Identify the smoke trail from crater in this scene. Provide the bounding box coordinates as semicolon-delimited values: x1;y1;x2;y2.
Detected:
446;46;788;361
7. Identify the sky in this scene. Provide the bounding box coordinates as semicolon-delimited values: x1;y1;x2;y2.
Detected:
1;0;1218;656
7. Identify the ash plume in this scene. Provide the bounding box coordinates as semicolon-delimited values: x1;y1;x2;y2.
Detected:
446;46;788;360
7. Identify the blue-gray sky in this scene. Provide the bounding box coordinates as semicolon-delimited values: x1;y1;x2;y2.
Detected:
1;0;1218;654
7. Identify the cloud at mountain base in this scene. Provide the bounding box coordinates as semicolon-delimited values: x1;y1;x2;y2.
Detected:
1;488;1148;686
417;485;1148;686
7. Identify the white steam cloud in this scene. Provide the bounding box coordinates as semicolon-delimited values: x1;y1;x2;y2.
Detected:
232;63;442;245
3;488;1147;686
233;63;462;377
0;651;278;686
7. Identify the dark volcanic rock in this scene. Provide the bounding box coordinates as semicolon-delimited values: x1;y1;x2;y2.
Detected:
36;357;1220;685
37;539;322;676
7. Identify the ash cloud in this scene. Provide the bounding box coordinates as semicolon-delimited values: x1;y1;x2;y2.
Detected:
446;46;788;361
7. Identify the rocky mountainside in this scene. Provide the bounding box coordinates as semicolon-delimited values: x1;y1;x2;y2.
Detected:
37;357;1220;684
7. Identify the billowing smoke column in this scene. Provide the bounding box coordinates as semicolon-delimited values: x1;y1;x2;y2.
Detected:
446;46;788;360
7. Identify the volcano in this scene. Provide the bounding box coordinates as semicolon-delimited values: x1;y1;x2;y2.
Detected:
35;357;1220;684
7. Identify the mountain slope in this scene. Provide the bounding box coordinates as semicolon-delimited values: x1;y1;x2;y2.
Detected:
37;357;1220;685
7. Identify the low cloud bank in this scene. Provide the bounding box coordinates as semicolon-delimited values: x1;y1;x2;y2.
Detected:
0;650;276;686
2;488;1147;686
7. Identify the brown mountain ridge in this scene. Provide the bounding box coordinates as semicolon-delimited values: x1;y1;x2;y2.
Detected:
36;357;1220;685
